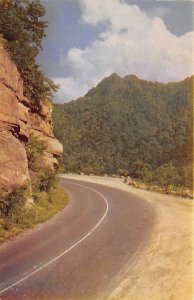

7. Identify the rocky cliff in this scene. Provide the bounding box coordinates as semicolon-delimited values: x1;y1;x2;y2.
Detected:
0;43;63;190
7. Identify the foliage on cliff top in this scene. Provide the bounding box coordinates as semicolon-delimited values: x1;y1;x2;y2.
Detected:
53;74;193;191
0;0;57;104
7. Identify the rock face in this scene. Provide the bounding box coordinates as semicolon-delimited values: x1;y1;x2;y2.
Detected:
0;43;63;190
0;130;29;188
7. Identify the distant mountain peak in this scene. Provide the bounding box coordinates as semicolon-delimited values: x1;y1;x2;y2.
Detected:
105;73;140;81
100;73;121;83
124;74;139;80
100;73;141;86
108;72;121;78
105;73;139;80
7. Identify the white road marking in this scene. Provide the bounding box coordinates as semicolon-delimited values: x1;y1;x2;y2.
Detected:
0;180;109;295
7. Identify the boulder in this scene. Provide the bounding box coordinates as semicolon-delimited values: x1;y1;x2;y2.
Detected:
39;101;52;119
19;120;30;140
29;129;63;157
17;95;30;107
0;81;19;129
0;130;29;189
30;113;54;137
44;136;63;157
18;102;29;123
0;43;23;95
36;151;59;170
18;102;30;140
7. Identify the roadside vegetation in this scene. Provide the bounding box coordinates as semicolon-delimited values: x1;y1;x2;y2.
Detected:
125;176;192;199
0;175;69;244
0;127;68;244
0;133;68;244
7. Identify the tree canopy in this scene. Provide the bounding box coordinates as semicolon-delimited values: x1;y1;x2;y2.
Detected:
53;74;193;190
0;0;57;104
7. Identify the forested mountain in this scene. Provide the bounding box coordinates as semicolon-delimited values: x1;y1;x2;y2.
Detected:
53;74;193;190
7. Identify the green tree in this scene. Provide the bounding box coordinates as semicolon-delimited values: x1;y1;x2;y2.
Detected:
0;0;58;103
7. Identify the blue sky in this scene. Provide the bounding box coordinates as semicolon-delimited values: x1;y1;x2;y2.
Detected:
39;0;193;103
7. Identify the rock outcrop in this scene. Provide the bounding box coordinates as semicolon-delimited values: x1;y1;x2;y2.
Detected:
0;130;29;188
0;43;63;189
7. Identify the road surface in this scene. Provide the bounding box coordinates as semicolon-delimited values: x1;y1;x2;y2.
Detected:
0;179;155;299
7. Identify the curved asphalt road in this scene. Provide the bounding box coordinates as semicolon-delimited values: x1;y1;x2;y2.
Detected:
0;179;155;299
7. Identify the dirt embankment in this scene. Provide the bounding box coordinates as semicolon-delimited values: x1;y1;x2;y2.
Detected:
61;174;193;300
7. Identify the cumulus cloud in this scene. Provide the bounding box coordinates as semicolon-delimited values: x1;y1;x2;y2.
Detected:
54;0;193;103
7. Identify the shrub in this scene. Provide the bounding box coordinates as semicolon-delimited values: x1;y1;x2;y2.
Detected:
0;184;69;243
26;133;46;171
117;169;129;177
37;168;59;192
152;163;182;187
0;182;31;222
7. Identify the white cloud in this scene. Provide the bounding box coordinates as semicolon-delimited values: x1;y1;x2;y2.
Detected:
54;76;91;103
54;0;193;103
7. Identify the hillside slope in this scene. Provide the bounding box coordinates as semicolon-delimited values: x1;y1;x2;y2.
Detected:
53;74;193;191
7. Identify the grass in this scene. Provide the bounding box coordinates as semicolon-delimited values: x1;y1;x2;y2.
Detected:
0;186;69;244
34;187;69;223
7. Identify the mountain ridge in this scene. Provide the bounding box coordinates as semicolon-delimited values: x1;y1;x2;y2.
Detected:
53;73;192;191
70;73;193;103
